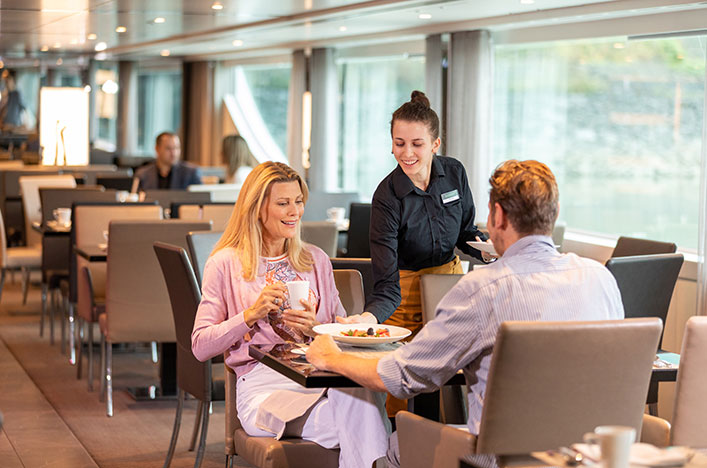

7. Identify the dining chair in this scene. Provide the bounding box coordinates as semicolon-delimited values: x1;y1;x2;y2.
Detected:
0;208;41;304
671;316;707;448
330;258;374;304
300;191;359;222
73;202;163;391
605;253;684;415
224;364;340;468
333;269;365;316
143;190;211;216
301;221;338;257
153;242;225;468
344;202;371;258
95;174;134;191
611;236;677;258
99;219;211;416
420;273;465;425
396;318;662;468
186;231;223;286
173;203;233;231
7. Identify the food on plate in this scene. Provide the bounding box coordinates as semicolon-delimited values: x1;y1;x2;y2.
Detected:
340;327;391;338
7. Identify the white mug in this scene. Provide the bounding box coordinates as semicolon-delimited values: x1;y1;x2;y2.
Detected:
326;207;345;223
286;280;309;311
583;425;635;468
116;190;129;203
53;207;71;225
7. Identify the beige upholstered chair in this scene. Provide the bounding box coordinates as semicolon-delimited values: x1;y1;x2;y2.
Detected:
225;364;339;468
0;208;41;303
333;269;364;316
420;273;465;424
99;219;211;416
176;203;233;231
301;221;338;257
19;174;76;248
397;318;662;468
671;316;707;448
74;203;163;391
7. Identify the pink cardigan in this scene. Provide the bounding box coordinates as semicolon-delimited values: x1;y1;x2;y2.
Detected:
191;244;345;377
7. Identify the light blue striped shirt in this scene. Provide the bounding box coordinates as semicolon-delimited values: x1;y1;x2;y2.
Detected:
377;235;624;434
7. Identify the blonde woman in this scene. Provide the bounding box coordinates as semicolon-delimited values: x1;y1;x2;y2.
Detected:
222;134;258;184
191;162;390;468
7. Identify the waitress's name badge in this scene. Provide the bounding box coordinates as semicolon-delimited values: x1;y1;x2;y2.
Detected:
441;189;460;204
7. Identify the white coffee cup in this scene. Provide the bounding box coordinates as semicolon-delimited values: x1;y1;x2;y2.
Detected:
116;190;129;203
53;207;71;225
326;207;345;223
286;280;309;311
583;425;636;468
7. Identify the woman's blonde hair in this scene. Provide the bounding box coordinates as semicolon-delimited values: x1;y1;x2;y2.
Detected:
222;135;258;178
213;161;313;280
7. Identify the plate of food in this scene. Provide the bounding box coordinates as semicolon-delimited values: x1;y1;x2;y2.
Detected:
312;323;411;346
466;240;497;256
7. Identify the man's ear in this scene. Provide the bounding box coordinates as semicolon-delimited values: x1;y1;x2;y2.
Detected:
493;202;508;230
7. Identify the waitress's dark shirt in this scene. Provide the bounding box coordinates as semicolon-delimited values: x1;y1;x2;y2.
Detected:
367;155;486;323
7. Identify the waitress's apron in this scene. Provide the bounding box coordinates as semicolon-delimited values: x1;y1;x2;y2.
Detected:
383;256;463;416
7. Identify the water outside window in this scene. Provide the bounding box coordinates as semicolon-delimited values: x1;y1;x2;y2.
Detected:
241;64;290;156
493;36;706;249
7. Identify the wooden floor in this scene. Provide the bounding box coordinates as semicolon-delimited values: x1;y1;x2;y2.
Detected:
0;275;255;468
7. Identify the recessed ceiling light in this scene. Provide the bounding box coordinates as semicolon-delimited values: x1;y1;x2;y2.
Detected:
95;52;107;61
338;26;347;32
87;33;97;40
520;0;535;4
53;42;61;48
40;45;49;52
613;42;625;49
116;26;127;33
56;58;63;65
153;17;166;24
160;49;170;56
418;13;432;19
232;39;244;47
95;42;108;51
211;2;223;10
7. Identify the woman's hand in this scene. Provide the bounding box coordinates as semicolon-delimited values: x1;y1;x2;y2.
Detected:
243;283;287;327
282;299;319;337
336;312;378;324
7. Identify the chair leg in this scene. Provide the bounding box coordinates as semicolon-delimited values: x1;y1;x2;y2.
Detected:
151;341;159;363
87;323;95;392
194;400;210;468
0;268;6;303
49;287;55;345
60;291;67;355
225;455;232;468
106;341;113;417
68;301;76;365
189;401;204;451
648;403;658;416
76;318;84;379
21;266;29;305
163;388;185;468
99;334;106;402
40;282;48;337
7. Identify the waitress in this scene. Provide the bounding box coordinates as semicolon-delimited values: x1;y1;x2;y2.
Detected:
352;90;488;335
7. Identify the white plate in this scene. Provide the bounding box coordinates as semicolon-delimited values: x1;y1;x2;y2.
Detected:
466;240;497;256
313;323;411;346
291;347;307;355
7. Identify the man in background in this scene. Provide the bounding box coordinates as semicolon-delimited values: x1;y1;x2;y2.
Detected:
134;132;201;191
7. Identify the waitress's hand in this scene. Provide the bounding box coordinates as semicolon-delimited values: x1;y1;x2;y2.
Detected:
336;312;378;324
243;283;287;327
476;235;498;263
282;299;318;337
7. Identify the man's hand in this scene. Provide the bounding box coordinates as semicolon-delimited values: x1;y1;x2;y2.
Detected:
336;312;377;324
306;334;342;371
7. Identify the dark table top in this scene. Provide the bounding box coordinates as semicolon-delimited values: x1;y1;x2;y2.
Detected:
32;221;71;236
75;244;107;262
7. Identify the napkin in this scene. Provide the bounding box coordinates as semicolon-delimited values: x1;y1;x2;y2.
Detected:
571;443;693;467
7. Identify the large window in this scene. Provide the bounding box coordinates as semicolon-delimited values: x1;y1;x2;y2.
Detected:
137;67;182;154
493;36;706;249
337;54;425;200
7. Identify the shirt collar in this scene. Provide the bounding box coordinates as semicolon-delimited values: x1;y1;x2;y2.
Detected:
392;156;445;199
501;234;556;259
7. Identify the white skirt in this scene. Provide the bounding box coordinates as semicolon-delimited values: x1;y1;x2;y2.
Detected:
237;362;391;468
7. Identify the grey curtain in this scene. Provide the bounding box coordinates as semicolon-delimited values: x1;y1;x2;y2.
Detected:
287;50;307;177
309;48;339;192
117;61;138;156
697;46;707;316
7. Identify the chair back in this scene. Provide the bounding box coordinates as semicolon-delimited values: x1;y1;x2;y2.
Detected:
476;318;662;455
39;187;115;224
301;191;360;221
19;174;76;246
345;202;371;258
143;189;211;214
153;242;212;401
330;257;373;304
671;316;707;448
0;209;8;268
96;174;134;191
302;221;338;257
420;274;464;324
605;253;683;348
611;236;677;258
333;269;364;316
187;231;223;286
187;184;240;202
105;220;211;343
173;203;233;231
552;222;566;251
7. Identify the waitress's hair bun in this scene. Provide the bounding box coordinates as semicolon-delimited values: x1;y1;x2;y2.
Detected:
390;90;439;140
